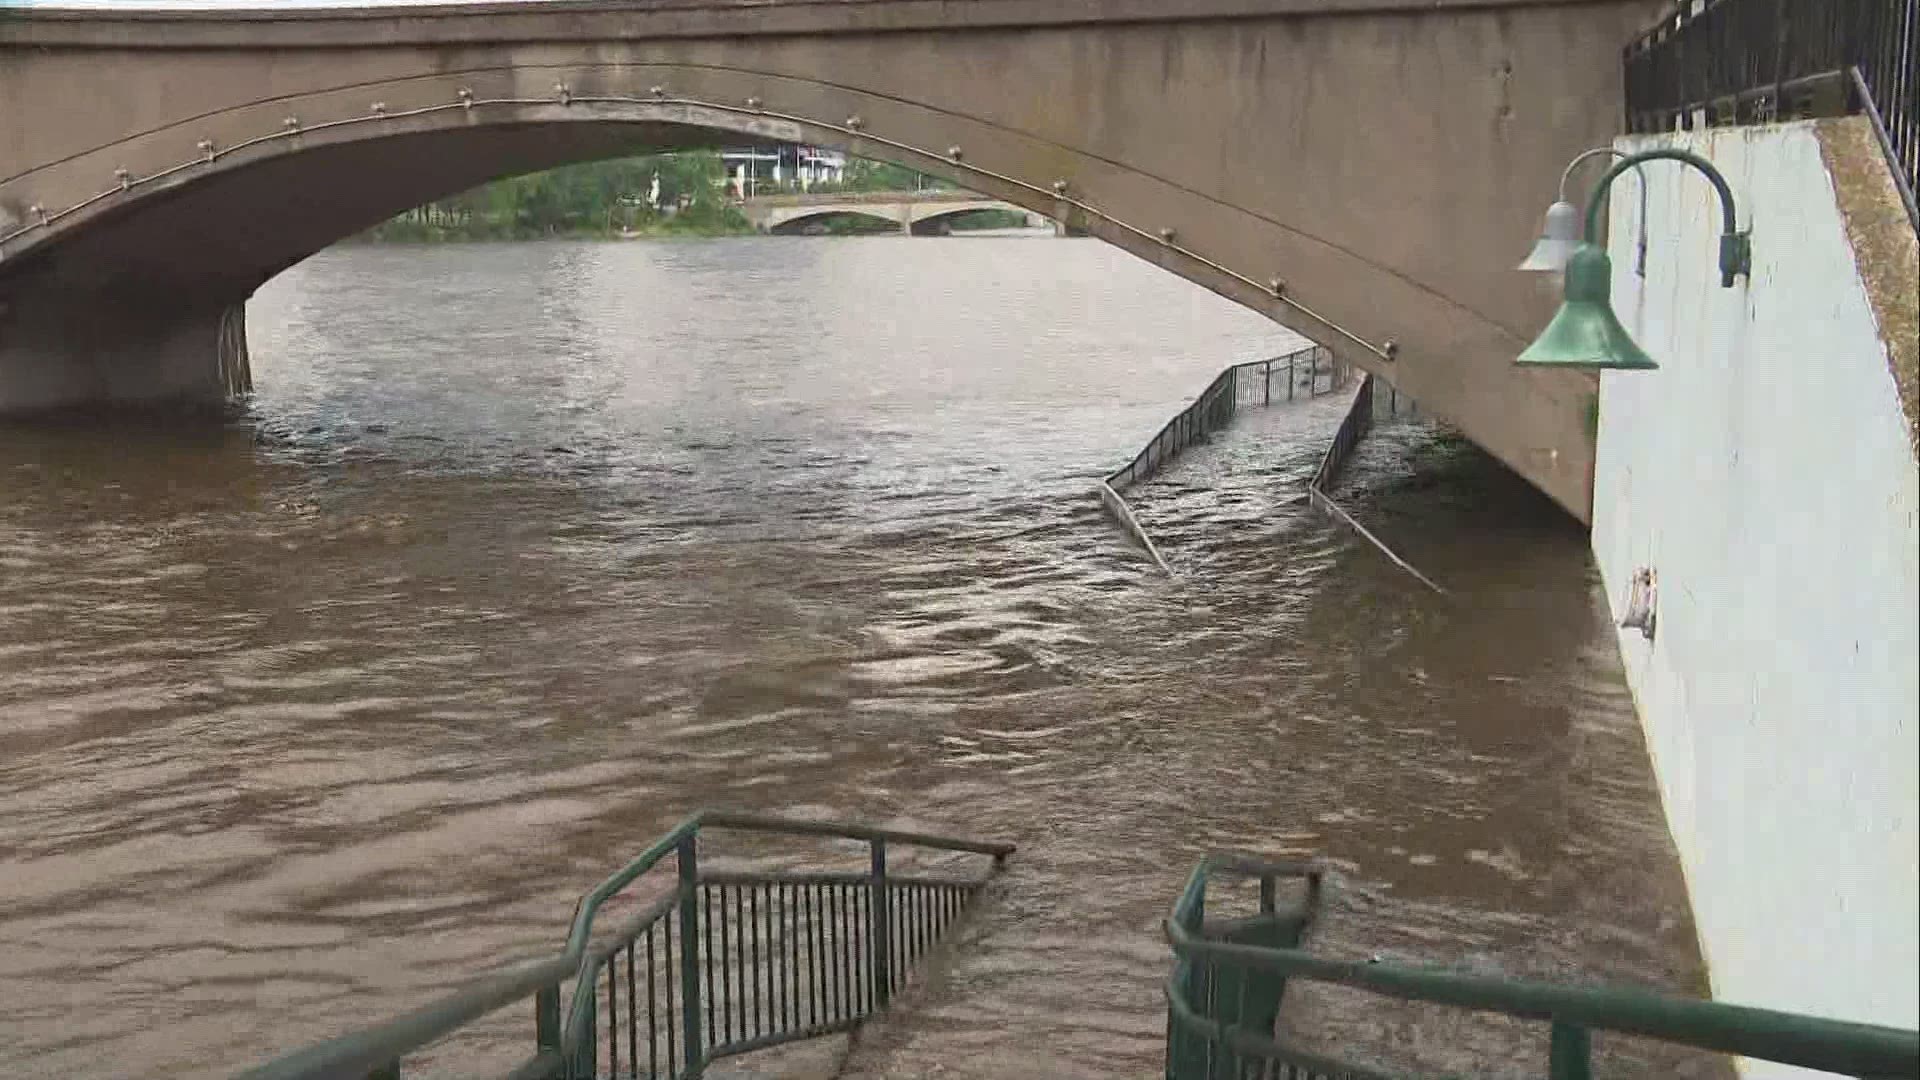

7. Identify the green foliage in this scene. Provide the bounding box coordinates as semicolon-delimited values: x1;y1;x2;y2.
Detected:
362;151;741;240
648;199;752;236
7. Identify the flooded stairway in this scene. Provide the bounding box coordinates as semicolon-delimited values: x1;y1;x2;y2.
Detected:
236;813;1014;1080
239;808;1916;1080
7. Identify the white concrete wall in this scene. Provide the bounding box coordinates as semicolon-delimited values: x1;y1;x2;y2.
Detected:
1591;121;1918;1065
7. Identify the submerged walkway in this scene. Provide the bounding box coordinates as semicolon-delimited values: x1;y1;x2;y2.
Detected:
819;394;1717;1079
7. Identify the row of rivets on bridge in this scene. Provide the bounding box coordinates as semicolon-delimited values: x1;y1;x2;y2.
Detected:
0;83;1394;361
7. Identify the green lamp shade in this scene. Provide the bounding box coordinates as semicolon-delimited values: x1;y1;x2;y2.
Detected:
1516;243;1659;370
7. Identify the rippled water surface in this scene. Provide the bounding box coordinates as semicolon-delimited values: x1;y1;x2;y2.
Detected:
0;238;1709;1078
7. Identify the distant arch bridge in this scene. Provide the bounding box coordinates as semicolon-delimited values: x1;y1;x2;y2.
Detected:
740;190;1060;235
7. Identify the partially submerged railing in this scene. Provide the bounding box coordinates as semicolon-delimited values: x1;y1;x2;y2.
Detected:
1164;855;1920;1079
1307;373;1374;496
1307;375;1447;595
1099;345;1339;573
239;810;1013;1080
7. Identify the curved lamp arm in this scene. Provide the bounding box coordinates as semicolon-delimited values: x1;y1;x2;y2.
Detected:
1582;148;1750;287
1559;147;1650;276
1559;147;1628;201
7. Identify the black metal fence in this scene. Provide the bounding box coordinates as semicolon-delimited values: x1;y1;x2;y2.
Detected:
1307;373;1374;497
1624;0;1919;230
1103;345;1339;496
1096;345;1343;575
1304;376;1448;595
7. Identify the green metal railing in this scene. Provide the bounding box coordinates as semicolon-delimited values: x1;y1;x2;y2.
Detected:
238;810;1013;1080
1164;855;1920;1080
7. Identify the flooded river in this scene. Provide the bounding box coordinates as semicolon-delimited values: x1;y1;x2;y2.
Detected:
0;237;1708;1078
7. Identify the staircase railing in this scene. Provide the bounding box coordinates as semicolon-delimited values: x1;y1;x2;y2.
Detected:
238;810;1013;1080
1164;855;1920;1080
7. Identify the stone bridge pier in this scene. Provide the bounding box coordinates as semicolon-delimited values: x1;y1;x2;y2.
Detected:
0;290;251;413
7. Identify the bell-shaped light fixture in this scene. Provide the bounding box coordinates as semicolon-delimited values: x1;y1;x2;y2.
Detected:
1516;147;1749;373
1519;148;1653;274
1517;200;1581;272
1516;244;1657;370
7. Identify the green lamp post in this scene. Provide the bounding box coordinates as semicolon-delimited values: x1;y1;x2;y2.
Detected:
1517;148;1751;371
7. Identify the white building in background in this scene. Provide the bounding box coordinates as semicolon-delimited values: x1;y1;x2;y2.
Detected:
795;147;846;189
721;144;846;197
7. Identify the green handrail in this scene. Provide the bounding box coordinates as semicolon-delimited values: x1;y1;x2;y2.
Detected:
1165;856;1920;1079
240;810;1012;1080
233;955;578;1080
558;810;1013;1076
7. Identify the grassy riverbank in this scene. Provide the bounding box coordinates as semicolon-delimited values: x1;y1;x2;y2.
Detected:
359;201;754;242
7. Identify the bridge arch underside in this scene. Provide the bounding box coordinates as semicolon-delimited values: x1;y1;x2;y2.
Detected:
0;12;1641;517
764;205;1030;235
907;208;1035;236
767;209;905;236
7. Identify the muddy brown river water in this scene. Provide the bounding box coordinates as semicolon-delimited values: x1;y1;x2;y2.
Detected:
0;237;1710;1078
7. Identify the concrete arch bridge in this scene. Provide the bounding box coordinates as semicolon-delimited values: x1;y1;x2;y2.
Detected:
740;190;1060;235
0;0;1659;519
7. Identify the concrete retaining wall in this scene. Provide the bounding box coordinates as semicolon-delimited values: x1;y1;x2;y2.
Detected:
1591;119;1917;1062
